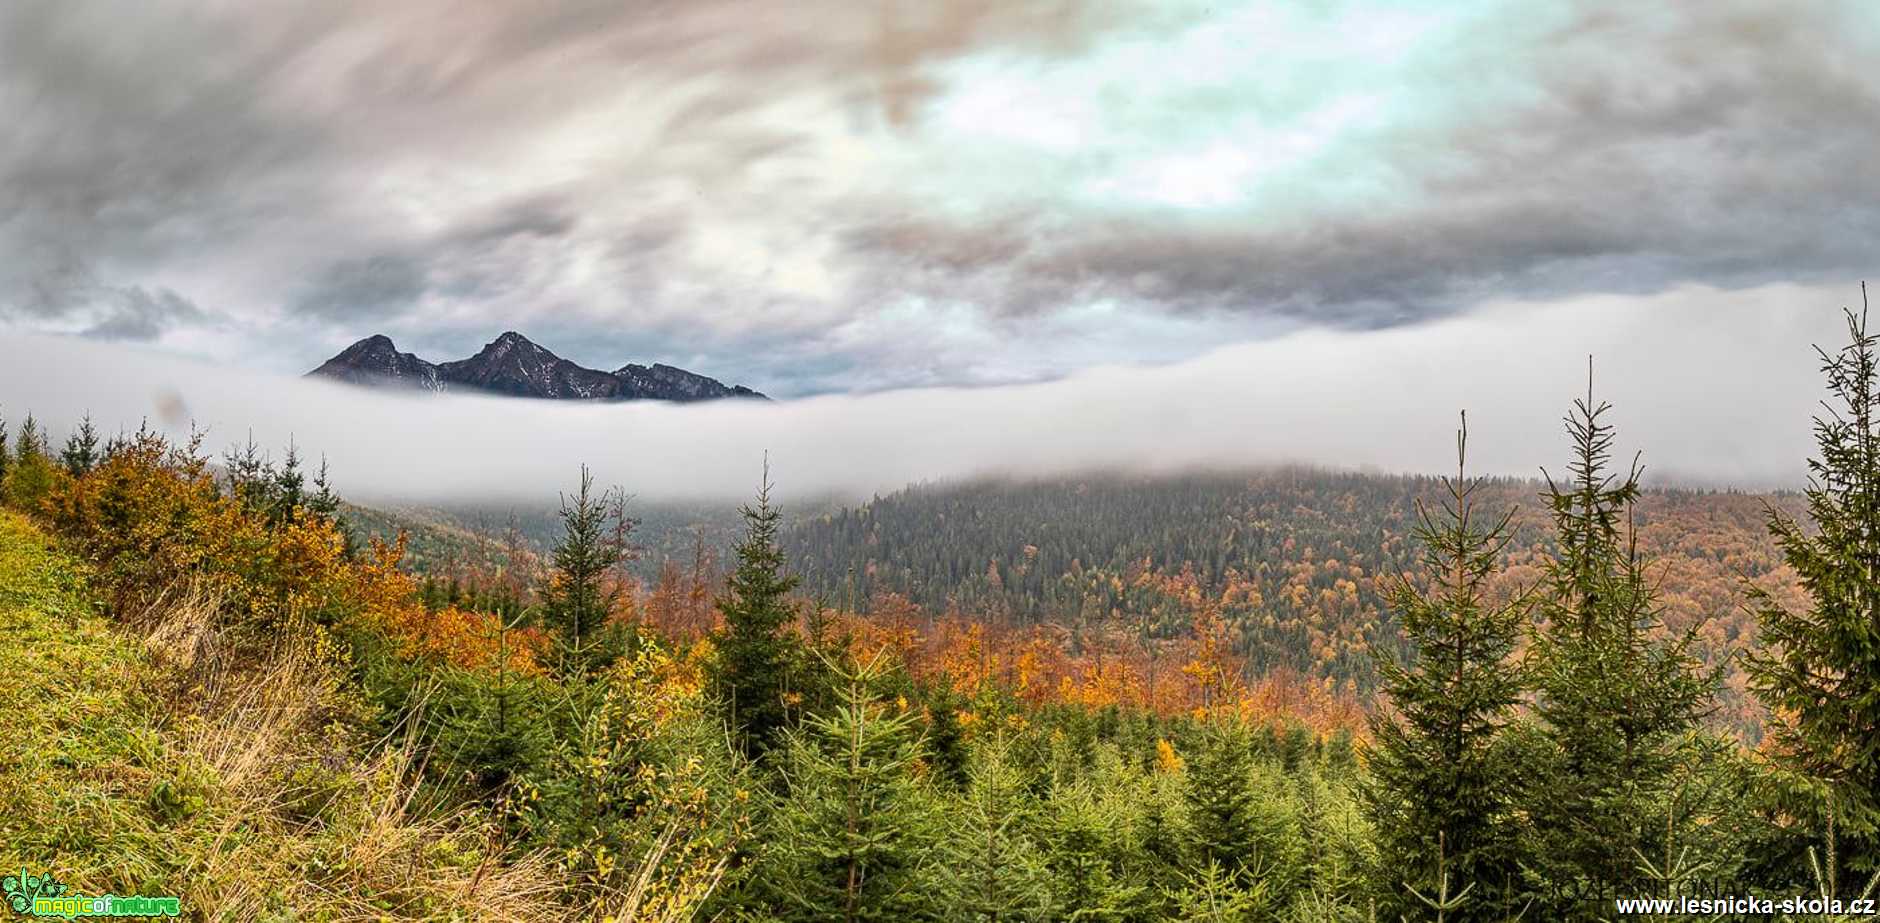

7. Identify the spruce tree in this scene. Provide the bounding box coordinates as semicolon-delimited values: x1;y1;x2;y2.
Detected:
942;734;1055;921
5;413;54;509
1747;295;1880;877
1519;367;1716;904
715;459;801;756
307;454;341;520
1363;413;1530;921
762;653;941;922
1167;860;1269;922
15;413;41;459
60;414;99;477
222;432;274;512
0;410;10;492
448;610;550;795
1045;783;1150;921
543;465;629;677
924;688;971;788
272;440;306;523
1184;722;1264;884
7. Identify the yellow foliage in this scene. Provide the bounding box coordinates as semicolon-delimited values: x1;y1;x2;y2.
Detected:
1155;738;1185;774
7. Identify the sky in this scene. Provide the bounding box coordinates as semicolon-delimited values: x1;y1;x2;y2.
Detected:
4;0;1880;400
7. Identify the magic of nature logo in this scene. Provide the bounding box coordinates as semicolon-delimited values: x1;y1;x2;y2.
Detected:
3;870;180;919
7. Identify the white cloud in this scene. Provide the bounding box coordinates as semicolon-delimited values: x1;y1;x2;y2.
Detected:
0;283;1849;504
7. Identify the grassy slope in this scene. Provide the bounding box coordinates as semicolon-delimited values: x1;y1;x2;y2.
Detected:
0;511;559;922
0;510;179;888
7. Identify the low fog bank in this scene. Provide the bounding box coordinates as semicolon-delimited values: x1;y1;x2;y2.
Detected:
0;283;1851;503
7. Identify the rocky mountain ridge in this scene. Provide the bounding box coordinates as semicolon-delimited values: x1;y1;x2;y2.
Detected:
307;332;767;401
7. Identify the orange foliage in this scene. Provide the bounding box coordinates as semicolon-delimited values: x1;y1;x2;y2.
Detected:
821;589;1370;738
353;534;545;675
1155;738;1185;774
45;428;349;621
677;481;1803;742
641;547;721;641
796;475;1805;739
43;427;541;679
1180;596;1240;710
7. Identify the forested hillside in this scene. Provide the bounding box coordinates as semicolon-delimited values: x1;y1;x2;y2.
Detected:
789;474;1805;631
784;473;1811;734
375;471;1810;736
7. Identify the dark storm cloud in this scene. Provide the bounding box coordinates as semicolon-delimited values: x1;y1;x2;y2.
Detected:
82;286;209;342
453;196;581;245
292;254;428;321
3;0;1878;395
290;194;587;321
841;199;1712;328
0;0;1148;357
0;4;329;266
0;242;213;341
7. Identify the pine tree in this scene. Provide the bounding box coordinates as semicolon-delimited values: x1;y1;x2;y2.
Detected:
942;734;1055;921
1747;295;1880;878
1044;783;1150;922
1519;366;1716;904
5;413;55;509
1185;722;1264;884
307;454;341;521
222;432;274;512
761;652;941;922
16;413;41;459
543;465;628;676
272;440;306;523
1363;413;1530;921
59;414;99;477
715;458;802;756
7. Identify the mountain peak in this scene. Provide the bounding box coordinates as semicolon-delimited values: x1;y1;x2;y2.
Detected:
473;330;551;359
309;335;442;391
308;332;767;402
332;333;400;358
613;361;766;401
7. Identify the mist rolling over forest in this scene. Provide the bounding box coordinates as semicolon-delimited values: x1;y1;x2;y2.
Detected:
0;282;1846;505
8;1;1880;920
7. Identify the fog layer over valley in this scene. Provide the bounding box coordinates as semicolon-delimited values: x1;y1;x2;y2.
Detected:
0;282;1848;502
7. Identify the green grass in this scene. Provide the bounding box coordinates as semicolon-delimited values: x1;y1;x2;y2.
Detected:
0;512;562;921
0;510;176;887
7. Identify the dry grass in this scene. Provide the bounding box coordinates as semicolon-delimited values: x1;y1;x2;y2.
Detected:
0;512;574;922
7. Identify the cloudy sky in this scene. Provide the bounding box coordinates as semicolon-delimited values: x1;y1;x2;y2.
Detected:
5;0;1879;399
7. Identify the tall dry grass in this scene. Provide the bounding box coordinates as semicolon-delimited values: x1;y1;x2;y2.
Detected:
126;583;572;921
